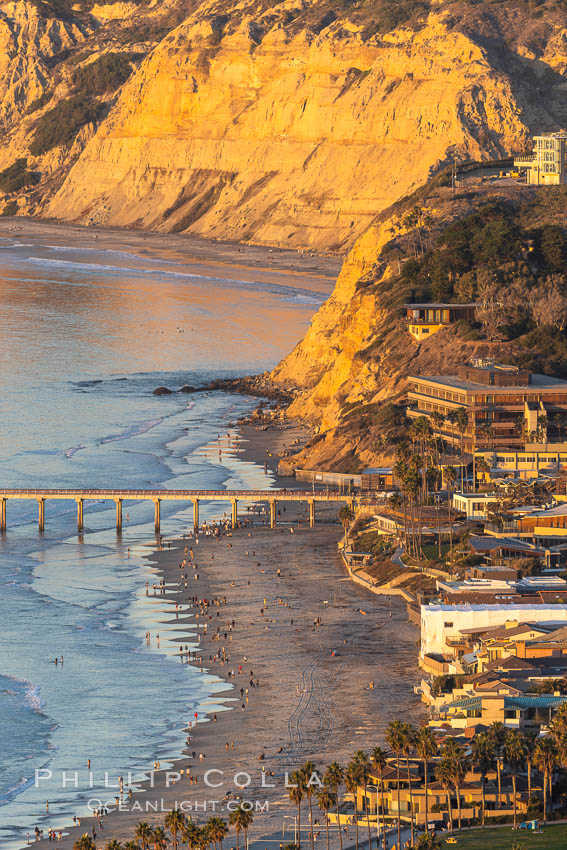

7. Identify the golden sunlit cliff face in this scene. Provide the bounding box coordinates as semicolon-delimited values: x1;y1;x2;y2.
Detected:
3;0;567;249
45;9;531;249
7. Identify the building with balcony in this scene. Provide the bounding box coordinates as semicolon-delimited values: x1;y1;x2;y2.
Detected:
420;603;567;660
407;360;567;451
435;693;567;730
514;131;567;185
404;303;477;340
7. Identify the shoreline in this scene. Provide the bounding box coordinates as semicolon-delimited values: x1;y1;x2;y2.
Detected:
31;494;424;850
0;218;341;290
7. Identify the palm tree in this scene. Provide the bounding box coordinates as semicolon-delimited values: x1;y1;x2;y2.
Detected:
73;838;95;850
123;843;139;850
370;746;387;850
197;825;212;850
386;720;405;850
229;804;252;850
338;505;355;547
105;842;123;850
324;762;344;850
489;721;507;808
301;761;319;850
345;760;362;850
471;731;494;828
288;769;306;848
415;727;438;835
448;408;468;490
534;736;558;823
414;833;441;850
152;827;167;850
523;731;538;804
182;821;200;850
435;760;453;832
208;817;229;850
317;786;336;850
135;823;154;850
443;740;468;830
444;465;457;557
399;723;417;846
353;751;373;850
165;809;187;850
505;730;526;829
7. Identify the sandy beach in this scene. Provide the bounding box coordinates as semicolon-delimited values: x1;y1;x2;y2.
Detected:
32;494;424;850
0;218;341;296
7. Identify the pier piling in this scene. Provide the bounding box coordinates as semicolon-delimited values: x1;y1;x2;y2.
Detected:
154;499;161;534
231;498;238;529
309;499;315;528
0;498;5;532
192;498;199;533
115;498;122;533
77;498;84;532
38;498;45;532
270;499;276;529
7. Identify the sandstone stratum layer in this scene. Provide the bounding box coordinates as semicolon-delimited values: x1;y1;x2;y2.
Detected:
2;0;567;249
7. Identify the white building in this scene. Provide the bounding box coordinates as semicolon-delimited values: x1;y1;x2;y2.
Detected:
514;131;567;185
452;492;497;520
420;603;567;658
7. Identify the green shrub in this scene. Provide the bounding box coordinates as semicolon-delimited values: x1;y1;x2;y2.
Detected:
1;201;18;217
30;96;104;156
0;159;40;193
26;89;53;115
72;53;134;96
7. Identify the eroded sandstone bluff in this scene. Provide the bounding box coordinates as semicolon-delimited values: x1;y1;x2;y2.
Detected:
2;0;567;249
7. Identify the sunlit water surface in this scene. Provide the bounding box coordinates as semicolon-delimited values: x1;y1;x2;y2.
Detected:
0;234;333;847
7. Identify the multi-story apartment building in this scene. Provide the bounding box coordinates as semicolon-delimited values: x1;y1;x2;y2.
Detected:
407;359;567;451
514;131;567;185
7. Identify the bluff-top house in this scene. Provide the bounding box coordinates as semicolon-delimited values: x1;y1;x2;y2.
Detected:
404;303;477;340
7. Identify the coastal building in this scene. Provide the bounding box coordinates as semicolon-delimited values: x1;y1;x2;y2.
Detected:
358;762;534;827
361;467;395;491
475;448;567;481
452;492;497;520
420;603;567;660
407;359;567;452
404;303;477;340
514;131;567;185
433;692;567;730
520;503;567;535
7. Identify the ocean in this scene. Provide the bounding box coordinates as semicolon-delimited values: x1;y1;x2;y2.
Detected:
0;230;334;847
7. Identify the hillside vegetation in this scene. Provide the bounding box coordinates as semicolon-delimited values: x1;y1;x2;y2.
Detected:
272;180;567;472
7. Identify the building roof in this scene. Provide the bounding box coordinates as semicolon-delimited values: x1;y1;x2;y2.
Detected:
527;624;567;643
424;602;567;613
409;373;567;392
483;623;554;641
468;535;539;553
526;503;567;517
443;694;567;711
483;656;540;672
362;468;393;475
405;303;477;310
